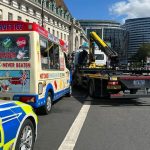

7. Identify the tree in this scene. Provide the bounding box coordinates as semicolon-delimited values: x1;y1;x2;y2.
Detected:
132;43;150;62
130;43;150;68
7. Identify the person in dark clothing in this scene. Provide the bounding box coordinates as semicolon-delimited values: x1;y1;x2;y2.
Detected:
78;49;88;66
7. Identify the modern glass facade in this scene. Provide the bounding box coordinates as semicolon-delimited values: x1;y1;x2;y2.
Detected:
79;20;128;64
125;17;150;59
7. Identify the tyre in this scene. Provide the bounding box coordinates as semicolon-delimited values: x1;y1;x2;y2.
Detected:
89;80;95;97
15;119;35;150
41;92;52;115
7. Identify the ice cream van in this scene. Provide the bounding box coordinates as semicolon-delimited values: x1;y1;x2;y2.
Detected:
0;21;71;114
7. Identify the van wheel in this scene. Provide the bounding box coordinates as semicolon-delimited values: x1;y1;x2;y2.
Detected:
15;119;35;150
41;92;52;115
89;80;95;97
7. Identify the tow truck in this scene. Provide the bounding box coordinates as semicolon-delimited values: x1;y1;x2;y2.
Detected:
73;32;150;98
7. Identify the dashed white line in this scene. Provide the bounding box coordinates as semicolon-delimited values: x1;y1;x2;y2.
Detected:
58;102;91;150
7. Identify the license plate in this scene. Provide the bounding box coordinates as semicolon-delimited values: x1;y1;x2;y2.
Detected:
133;80;145;86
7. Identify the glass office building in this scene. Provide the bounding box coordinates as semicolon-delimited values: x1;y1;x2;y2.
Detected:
125;17;150;59
79;20;128;64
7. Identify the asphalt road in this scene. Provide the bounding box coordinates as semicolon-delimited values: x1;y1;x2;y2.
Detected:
34;88;150;150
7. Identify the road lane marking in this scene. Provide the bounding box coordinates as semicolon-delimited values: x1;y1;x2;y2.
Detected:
58;102;91;150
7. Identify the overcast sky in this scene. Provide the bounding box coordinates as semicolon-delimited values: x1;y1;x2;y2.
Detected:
64;0;150;23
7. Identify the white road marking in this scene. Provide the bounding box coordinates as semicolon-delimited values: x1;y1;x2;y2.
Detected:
58;102;91;150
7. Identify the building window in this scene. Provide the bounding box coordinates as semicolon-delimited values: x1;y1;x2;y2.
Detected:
26;6;29;13
57;31;59;38
9;0;12;5
64;34;66;41
38;21;41;25
38;0;41;4
18;3;21;9
48;17;50;23
8;12;13;21
49;2;52;10
48;28;50;33
61;33;63;39
26;19;29;22
60;9;63;17
18;16;22;21
46;1;49;8
56;8;60;15
0;10;2;20
53;29;55;36
51;2;56;12
33;10;36;16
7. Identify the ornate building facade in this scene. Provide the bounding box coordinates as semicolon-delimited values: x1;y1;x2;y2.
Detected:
0;0;87;52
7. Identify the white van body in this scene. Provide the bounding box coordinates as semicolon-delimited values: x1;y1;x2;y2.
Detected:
74;48;107;66
94;49;107;66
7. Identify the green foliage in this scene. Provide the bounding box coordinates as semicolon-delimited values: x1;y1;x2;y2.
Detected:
129;43;150;68
131;43;150;62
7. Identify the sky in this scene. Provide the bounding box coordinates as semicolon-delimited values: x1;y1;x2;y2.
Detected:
64;0;150;24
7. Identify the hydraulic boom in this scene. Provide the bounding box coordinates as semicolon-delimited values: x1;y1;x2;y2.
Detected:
89;32;118;67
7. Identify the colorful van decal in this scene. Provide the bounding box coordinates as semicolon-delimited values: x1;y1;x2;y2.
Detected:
0;70;30;93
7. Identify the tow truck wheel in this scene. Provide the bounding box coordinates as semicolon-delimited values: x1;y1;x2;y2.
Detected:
41;92;52;115
89;80;95;97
